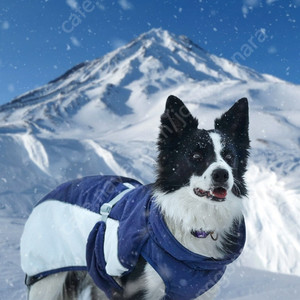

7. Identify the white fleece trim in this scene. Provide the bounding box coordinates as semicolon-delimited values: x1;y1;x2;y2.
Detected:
103;218;128;276
20;200;101;276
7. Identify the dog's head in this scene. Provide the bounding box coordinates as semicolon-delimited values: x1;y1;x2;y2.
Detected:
155;95;250;203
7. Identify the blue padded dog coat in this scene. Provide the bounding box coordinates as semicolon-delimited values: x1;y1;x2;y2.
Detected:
20;175;246;300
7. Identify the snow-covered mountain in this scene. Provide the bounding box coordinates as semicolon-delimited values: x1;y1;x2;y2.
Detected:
1;28;300;299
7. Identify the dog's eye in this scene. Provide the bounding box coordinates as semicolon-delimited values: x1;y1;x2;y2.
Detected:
192;153;203;160
224;153;234;164
225;154;232;160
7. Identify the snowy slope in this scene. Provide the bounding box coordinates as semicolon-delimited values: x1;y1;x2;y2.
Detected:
0;28;300;298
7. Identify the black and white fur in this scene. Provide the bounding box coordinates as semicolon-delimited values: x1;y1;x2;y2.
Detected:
28;95;250;300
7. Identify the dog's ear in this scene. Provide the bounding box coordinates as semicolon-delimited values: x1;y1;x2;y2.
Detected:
159;95;198;139
215;98;249;146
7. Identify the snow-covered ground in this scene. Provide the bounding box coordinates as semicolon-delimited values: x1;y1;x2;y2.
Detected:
0;29;299;299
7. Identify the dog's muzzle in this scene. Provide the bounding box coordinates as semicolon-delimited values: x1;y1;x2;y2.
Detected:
193;187;227;202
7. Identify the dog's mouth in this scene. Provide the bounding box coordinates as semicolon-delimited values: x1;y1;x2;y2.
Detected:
193;187;227;202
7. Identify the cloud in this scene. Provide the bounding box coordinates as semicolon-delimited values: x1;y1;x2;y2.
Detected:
111;38;127;50
118;0;134;10
8;84;15;93
66;0;78;10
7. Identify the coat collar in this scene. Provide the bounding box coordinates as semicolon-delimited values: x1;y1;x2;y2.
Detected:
148;198;246;271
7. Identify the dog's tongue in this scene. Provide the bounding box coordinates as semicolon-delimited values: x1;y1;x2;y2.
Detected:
212;187;227;199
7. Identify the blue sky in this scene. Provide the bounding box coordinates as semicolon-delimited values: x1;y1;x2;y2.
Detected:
0;0;299;105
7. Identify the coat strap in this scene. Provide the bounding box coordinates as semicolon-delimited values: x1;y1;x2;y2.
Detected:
100;183;135;223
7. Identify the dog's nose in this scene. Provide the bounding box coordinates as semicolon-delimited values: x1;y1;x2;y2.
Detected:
212;168;229;184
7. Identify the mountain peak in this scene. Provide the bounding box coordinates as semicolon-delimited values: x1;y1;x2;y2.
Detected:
139;27;169;40
131;28;205;55
0;28;271;125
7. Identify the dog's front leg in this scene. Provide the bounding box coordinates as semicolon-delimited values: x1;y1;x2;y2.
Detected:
142;263;165;300
143;263;220;300
195;280;220;300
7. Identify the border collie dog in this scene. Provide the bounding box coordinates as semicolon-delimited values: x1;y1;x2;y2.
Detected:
21;95;250;300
